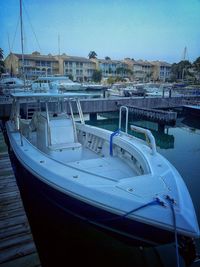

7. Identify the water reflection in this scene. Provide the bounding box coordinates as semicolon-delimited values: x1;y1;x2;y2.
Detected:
88;117;175;150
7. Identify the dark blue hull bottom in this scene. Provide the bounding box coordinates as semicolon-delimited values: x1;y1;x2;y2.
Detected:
9;149;180;266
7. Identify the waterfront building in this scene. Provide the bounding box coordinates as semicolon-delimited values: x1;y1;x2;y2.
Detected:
124;59;172;82
4;52;96;81
124;59;153;82
132;60;153;82
4;52;60;79
92;58;129;78
4;52;172;82
62;55;96;82
151;61;171;82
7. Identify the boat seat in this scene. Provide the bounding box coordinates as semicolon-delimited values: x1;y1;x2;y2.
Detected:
48;118;82;152
49;118;76;144
49;142;82;151
20;119;31;137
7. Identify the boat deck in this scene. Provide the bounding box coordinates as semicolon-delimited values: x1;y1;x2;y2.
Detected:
0;132;41;267
68;156;138;181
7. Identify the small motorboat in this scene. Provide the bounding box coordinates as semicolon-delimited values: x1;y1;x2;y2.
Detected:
31;76;83;92
0;77;28;95
4;92;199;264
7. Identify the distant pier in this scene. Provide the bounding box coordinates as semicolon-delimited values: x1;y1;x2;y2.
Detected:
1;95;200;122
125;105;177;125
183;105;200;117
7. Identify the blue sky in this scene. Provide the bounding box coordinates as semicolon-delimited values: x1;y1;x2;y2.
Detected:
0;0;200;63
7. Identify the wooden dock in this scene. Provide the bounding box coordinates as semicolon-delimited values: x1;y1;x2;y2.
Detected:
0;132;41;267
125;105;177;125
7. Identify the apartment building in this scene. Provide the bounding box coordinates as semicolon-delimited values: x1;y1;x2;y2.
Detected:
93;58;129;78
124;59;172;82
4;52;96;81
4;52;171;82
4;52;60;79
124;59;154;82
62;55;96;82
151;61;171;81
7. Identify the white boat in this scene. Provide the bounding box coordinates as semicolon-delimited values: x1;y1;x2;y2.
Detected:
82;83;105;90
4;92;199;265
0;77;28;95
31;76;83;92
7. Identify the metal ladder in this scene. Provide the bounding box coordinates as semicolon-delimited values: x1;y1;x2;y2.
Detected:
26;102;38;119
68;99;85;142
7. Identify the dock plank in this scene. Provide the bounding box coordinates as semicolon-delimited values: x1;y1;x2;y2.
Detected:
0;131;41;266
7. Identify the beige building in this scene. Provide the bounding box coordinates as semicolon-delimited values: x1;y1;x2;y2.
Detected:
62;55;96;82
4;52;60;79
92;58;130;78
4;52;96;81
151;61;171;81
124;59;154;82
4;52;171;82
124;58;171;82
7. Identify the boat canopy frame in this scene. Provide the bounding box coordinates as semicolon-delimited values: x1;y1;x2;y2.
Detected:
9;93;88;133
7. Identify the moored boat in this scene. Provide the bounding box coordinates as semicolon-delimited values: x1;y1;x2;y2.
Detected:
31;76;83;92
4;92;199;265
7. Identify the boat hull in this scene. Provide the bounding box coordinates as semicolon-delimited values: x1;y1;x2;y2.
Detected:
8;148;178;248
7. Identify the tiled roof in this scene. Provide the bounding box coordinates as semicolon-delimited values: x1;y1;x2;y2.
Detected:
14;53;57;61
98;59;122;64
62;56;93;63
151;60;171;67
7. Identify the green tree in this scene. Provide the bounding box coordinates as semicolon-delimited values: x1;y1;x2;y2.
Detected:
0;48;5;75
105;56;111;60
68;74;73;81
171;60;192;80
92;70;102;82
193;57;200;80
88;51;97;59
116;66;133;77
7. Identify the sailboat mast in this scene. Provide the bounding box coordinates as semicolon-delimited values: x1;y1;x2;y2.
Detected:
19;0;25;85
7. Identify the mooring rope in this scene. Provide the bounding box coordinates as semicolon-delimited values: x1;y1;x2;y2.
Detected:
166;195;180;267
96;197;166;223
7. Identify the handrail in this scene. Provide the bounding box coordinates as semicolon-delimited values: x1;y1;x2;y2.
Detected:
45;102;51;146
119;106;128;133
76;98;85;124
68;100;78;142
109;129;120;156
130;125;157;155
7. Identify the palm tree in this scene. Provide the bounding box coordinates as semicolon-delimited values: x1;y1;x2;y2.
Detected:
0;48;5;75
92;70;102;82
88;51;97;59
0;48;3;60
